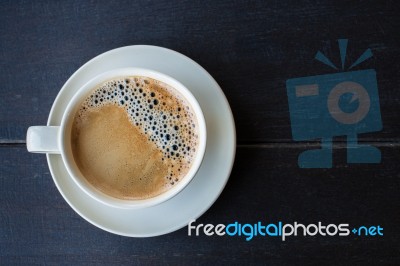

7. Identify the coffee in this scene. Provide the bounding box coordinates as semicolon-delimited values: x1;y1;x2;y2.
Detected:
71;76;199;200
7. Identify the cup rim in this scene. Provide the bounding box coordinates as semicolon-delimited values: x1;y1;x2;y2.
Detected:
59;67;207;209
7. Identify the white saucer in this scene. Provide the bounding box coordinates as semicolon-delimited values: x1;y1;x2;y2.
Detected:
46;45;236;237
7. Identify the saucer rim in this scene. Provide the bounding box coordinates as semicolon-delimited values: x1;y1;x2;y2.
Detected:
46;45;236;237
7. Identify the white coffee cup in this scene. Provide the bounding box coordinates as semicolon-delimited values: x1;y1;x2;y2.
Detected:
27;68;207;209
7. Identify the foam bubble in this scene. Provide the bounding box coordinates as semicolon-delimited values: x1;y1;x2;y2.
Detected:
74;76;199;196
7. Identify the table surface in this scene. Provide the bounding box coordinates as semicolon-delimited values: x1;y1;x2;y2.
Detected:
1;0;399;265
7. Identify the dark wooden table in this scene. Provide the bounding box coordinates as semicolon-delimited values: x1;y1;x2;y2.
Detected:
1;0;399;265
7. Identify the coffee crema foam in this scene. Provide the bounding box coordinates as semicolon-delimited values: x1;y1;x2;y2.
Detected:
71;76;199;200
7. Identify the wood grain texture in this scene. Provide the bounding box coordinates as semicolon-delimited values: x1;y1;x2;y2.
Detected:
0;0;399;142
0;146;399;265
1;0;399;264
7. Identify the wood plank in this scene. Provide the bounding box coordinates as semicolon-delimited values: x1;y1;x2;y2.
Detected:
0;146;398;263
0;1;399;142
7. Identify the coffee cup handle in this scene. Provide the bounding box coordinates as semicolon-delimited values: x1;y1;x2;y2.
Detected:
26;126;61;154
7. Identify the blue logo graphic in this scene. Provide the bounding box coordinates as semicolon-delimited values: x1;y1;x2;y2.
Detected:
286;39;382;168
